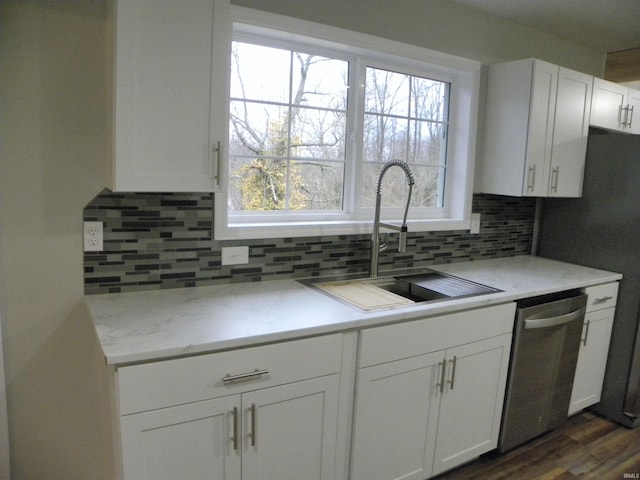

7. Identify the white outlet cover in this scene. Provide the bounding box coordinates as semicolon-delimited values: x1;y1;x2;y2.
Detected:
470;213;481;234
221;246;249;266
84;221;104;252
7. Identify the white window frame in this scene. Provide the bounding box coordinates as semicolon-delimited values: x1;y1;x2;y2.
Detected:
214;6;480;240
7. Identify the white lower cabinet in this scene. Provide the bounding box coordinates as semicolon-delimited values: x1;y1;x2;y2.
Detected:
241;376;340;480
120;396;239;480
432;335;512;475
569;282;619;415
350;352;442;480
114;333;355;480
113;304;517;480
121;375;339;480
350;303;515;480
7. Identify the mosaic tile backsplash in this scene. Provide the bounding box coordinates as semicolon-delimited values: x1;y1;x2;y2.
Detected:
83;191;536;294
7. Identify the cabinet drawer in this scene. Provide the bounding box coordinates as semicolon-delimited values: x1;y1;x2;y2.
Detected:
585;282;619;312
359;303;516;368
117;333;344;415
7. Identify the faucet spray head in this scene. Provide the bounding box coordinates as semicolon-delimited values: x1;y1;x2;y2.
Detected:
398;225;408;253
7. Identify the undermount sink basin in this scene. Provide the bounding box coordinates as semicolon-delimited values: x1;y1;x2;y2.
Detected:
301;270;501;311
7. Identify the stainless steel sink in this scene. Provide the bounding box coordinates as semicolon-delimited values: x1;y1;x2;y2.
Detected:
366;276;450;303
300;270;501;310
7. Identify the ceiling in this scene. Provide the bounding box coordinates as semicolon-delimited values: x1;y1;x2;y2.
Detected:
449;0;640;53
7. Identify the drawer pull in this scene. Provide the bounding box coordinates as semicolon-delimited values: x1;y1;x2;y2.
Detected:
593;296;613;305
222;368;270;384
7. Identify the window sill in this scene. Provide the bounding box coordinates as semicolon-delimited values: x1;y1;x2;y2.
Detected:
214;218;472;240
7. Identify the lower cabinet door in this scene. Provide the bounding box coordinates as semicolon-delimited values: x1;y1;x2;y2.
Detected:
120;396;241;480
569;308;615;415
350;351;443;480
432;334;512;476
241;375;340;480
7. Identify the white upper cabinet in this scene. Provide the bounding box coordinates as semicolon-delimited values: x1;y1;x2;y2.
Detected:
550;68;594;196
476;59;592;197
591;78;640;134
109;0;231;192
590;79;628;131
630;89;640;135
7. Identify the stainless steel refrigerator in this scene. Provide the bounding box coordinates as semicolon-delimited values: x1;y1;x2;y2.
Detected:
539;128;640;428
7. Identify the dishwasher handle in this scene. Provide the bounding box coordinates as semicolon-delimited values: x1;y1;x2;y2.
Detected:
524;306;585;329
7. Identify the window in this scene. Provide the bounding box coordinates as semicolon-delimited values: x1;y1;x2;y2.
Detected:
229;42;348;214
360;67;449;210
215;7;480;240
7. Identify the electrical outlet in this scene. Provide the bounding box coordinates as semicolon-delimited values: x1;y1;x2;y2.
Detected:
221;246;249;266
84;221;104;252
470;213;481;234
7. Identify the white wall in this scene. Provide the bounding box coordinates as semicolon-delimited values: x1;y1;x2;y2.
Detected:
0;144;8;480
0;315;8;479
0;0;608;478
231;0;606;76
0;2;114;479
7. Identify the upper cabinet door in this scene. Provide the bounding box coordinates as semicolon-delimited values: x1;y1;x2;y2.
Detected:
111;0;231;192
476;58;548;197
628;88;640;135
548;67;593;197
525;60;558;197
590;78;627;131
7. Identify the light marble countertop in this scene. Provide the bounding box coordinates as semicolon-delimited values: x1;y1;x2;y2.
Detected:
85;255;622;366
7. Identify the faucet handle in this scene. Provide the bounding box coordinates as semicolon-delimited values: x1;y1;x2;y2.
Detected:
379;232;389;253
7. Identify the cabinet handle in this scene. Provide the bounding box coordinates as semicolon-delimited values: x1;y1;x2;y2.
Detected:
232;406;239;450
551;167;559;193
436;359;447;393
627;105;634;128
250;403;257;447
447;356;458;390
618;105;628;126
222;368;270;384
211;140;222;185
593;296;613;305
527;165;536;192
582;320;591;346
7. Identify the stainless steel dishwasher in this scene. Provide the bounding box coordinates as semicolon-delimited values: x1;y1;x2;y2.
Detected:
498;290;587;452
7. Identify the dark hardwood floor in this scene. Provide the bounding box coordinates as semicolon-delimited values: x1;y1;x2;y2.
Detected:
434;411;640;480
